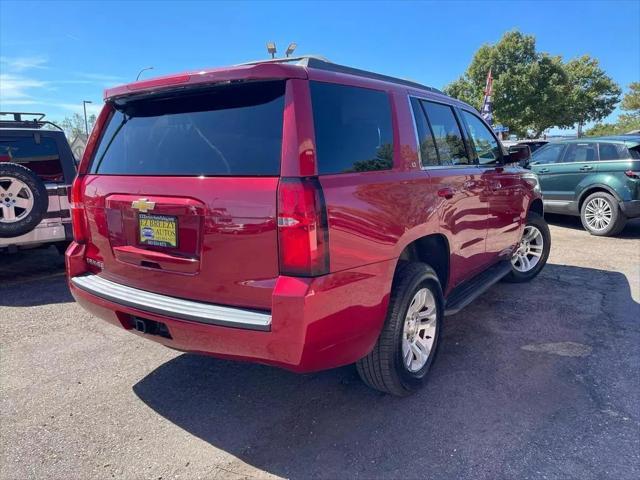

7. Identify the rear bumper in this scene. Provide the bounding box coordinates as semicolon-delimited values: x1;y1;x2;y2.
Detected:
67;245;395;373
0;221;71;248
620;200;640;219
71;274;272;331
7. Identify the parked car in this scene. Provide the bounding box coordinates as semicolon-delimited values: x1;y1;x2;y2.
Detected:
0;112;76;254
527;136;640;236
516;139;549;153
66;57;549;396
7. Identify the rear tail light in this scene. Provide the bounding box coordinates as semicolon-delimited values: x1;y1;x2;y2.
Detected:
277;177;329;277
70;175;88;243
624;170;640;179
68;103;113;245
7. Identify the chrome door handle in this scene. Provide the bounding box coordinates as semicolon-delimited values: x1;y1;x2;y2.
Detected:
580;165;594;171
538;168;550;174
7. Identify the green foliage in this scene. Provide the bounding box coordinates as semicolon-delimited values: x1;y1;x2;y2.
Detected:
54;112;96;140
564;56;621;133
586;114;640;136
621;82;640;113
586;83;640;136
444;30;621;138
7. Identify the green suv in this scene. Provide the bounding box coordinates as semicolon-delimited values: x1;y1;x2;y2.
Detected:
528;135;640;236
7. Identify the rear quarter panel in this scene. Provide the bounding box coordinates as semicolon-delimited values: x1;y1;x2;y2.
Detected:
580;159;640;202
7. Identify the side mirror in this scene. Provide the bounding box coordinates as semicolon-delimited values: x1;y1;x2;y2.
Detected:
508;145;532;167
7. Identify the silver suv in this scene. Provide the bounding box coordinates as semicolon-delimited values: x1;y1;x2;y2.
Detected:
0;112;76;254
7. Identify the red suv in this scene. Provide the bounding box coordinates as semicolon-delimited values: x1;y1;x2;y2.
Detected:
66;57;550;396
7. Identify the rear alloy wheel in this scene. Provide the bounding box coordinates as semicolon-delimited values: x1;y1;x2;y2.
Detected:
580;192;626;237
356;262;443;396
504;211;550;283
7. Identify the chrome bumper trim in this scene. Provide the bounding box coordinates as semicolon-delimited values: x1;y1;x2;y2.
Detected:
71;275;272;331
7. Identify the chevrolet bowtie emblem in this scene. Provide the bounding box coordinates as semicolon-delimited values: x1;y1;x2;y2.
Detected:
131;198;156;213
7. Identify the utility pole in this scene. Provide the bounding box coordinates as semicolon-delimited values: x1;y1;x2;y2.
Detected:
82;100;92;136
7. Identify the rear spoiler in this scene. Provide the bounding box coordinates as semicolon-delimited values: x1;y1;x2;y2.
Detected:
104;63;308;101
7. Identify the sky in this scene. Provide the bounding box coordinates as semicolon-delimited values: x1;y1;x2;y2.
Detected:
1;0;638;134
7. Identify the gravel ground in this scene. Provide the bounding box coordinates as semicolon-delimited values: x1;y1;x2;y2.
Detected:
1;216;639;480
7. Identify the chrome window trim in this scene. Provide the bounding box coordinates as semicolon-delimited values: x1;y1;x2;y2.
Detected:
535;158;637;167
71;274;272;331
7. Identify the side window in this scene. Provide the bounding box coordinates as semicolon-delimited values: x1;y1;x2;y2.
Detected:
410;98;439;166
563;143;598;163
531;143;565;165
461;110;501;165
310;81;394;174
420;101;470;165
598;143;628;161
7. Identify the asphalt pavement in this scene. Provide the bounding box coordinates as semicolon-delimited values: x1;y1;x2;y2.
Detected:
1;215;639;480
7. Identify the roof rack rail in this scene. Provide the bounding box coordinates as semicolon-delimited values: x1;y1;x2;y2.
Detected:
0;112;64;131
238;56;444;94
236;55;332;67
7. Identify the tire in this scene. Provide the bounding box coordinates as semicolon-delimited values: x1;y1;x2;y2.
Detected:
356;262;443;396
504;211;551;283
580;191;626;237
0;162;49;238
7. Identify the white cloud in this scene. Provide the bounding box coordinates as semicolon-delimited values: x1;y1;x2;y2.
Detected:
0;73;48;101
52;102;103;116
75;72;125;84
0;55;48;72
0;55;112;119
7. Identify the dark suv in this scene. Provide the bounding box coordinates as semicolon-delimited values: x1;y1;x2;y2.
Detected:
528;136;640;236
0;113;76;253
66;57;549;396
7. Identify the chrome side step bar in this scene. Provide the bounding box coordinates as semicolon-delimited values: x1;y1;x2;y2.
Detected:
71;275;271;331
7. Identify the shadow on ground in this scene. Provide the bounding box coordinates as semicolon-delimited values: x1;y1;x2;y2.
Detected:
545;213;640;239
133;263;640;479
0;247;72;306
0;246;65;280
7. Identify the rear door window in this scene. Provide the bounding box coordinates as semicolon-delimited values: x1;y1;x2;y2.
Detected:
310;81;394;174
460;110;501;165
90;81;286;176
598;143;628;160
420;101;470;165
562;143;598;163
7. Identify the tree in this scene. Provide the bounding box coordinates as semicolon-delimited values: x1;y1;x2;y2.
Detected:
585;115;640;136
564;56;621;137
444;31;570;137
621;82;640;114
445;30;622;138
621;82;640;113
586;83;640;136
54;112;96;140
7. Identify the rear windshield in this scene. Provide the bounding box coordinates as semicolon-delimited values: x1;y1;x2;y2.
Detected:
90;81;285;176
0;135;63;182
